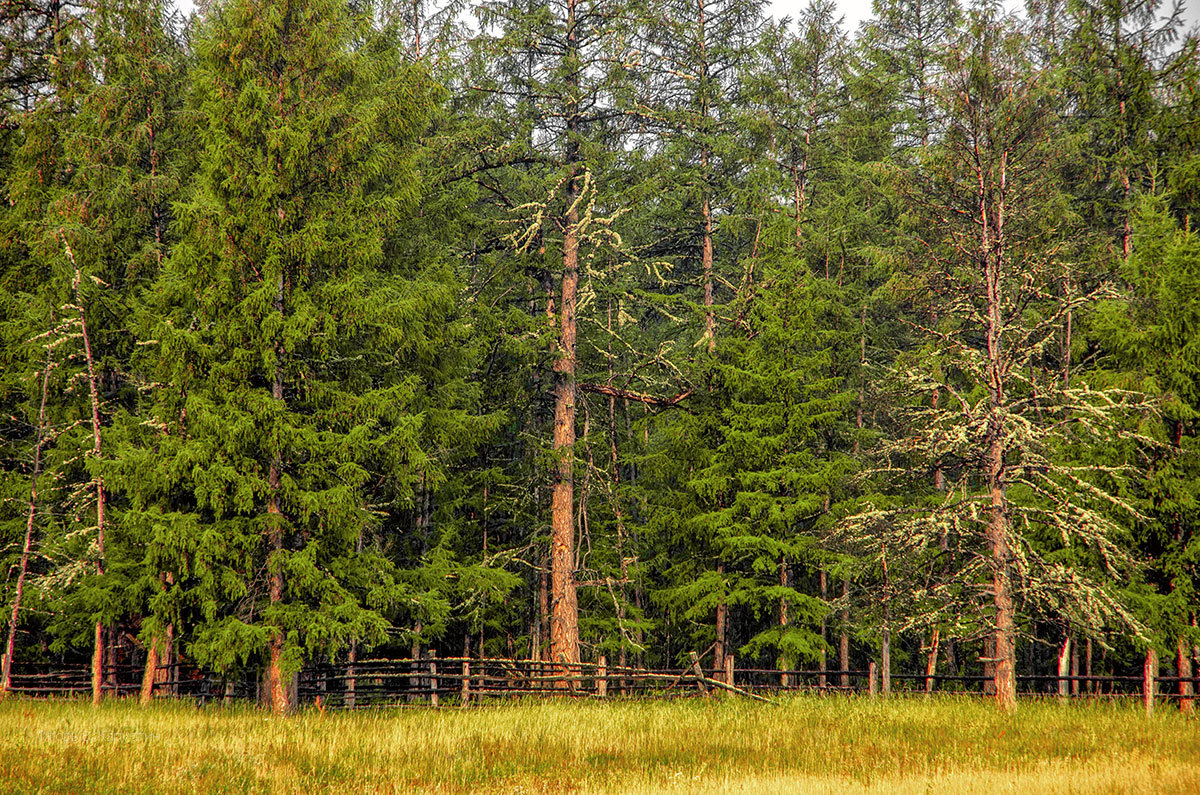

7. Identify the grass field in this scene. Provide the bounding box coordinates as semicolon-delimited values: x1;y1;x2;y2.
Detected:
1;695;1197;793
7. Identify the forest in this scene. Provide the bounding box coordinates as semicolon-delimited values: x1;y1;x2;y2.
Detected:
0;0;1198;716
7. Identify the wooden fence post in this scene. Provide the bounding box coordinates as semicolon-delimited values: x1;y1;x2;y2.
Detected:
430;650;439;707
344;643;357;709
924;628;940;695
868;661;878;699
725;654;734;690
1057;636;1071;702
598;655;607;697
1143;647;1157;716
461;659;470;706
689;651;709;696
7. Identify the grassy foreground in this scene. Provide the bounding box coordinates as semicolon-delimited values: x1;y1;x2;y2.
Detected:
2;696;1197;793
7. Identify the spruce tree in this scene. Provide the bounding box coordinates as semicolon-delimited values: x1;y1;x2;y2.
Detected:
1093;197;1200;710
133;0;444;712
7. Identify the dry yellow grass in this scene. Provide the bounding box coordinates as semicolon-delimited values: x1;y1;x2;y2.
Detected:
1;695;1196;793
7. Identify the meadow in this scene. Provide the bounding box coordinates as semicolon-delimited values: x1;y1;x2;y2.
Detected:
1;695;1197;793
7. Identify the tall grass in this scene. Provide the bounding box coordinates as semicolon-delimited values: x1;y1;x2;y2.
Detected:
2;696;1196;793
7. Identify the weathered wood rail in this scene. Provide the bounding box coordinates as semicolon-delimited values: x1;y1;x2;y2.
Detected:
5;655;1195;713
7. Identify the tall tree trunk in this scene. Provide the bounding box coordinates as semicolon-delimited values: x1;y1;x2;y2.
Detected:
549;0;583;677
702;191;715;351
778;560;790;687
550;197;581;672
68;253;107;708
1177;635;1194;714
1071;643;1080;696
266;271;291;714
819;569;827;689
839;578;850;689
986;388;1016;709
1;348;52;697
714;563;726;681
1057;635;1071;700
924;628;940;694
981;145;1017;711
140;640;160;705
881;614;891;697
140;574;175;705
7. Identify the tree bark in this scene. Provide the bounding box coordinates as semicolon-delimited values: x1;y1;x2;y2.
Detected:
140;572;175;704
549;0;582;676
140;641;160;705
1057;635;1071;700
1;348;52;697
881;621;891;697
924;627;940;694
1177;635;1194;714
778;560;790;687
1143;647;1158;715
839;577;850;689
266;271;291;714
982;143;1016;711
71;262;107;708
714;563;726;682
819;569;827;689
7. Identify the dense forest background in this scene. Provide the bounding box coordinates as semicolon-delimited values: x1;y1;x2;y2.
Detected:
1;0;1198;712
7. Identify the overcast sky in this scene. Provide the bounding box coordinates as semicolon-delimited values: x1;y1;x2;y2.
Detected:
171;0;1199;41
769;0;1200;34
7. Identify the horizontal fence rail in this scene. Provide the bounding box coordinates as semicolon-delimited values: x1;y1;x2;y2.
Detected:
5;655;1195;712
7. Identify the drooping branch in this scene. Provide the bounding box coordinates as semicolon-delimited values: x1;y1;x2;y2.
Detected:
577;382;691;407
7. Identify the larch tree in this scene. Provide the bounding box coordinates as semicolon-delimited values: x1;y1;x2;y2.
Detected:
1063;0;1196;260
628;0;766;676
472;0;641;672
863;0;961;151
840;10;1145;711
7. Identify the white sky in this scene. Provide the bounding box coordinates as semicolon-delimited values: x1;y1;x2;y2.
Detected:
170;0;1198;41
769;0;1200;35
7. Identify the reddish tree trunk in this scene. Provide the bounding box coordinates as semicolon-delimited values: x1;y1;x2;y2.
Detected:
1;350;52;697
1178;635;1194;714
548;0;583;678
68;255;108;707
266;271;291;714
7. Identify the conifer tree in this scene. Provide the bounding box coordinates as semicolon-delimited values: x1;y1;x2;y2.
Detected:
1093;197;1200;710
133;0;443;713
863;0;961;151
841;10;1144;711
471;0;644;671
1064;0;1195;259
0;0;160;705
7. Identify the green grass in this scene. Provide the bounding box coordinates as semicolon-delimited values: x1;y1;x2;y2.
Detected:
1;696;1197;793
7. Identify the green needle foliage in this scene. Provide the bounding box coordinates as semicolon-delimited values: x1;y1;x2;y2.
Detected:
120;0;471;694
0;0;1197;713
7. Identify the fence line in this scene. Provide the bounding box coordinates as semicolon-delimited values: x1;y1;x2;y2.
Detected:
5;655;1195;712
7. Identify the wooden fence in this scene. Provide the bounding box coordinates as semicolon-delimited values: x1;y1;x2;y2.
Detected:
5;654;1195;713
